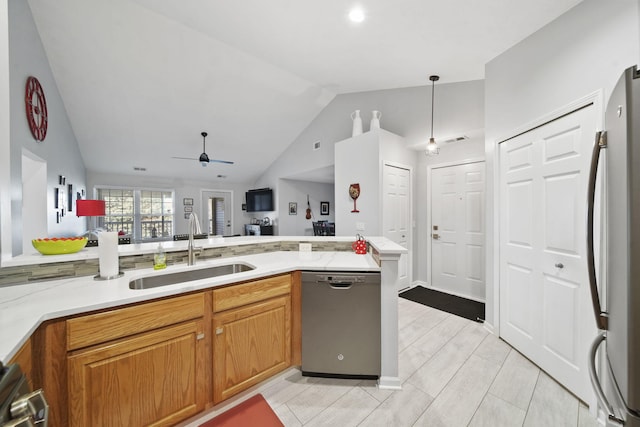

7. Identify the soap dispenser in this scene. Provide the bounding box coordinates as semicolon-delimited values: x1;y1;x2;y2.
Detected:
154;243;166;270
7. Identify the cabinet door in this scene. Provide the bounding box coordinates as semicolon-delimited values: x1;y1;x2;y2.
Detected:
213;295;291;403
68;321;206;427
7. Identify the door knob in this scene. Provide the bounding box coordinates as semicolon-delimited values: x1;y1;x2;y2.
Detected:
555;263;564;269
432;233;440;240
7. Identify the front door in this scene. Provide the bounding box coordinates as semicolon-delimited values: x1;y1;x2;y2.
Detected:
201;191;232;236
430;161;486;302
499;104;596;402
382;163;411;291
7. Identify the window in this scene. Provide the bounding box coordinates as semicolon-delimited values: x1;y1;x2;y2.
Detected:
96;187;174;241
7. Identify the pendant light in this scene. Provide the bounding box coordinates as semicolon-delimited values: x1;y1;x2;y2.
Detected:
425;75;440;156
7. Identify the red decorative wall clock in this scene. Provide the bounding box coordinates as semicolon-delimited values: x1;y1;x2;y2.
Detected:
25;76;48;141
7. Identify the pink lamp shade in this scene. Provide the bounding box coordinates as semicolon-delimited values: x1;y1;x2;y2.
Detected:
76;200;105;217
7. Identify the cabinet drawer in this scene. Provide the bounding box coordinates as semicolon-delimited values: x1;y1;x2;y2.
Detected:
67;292;205;350
212;274;291;313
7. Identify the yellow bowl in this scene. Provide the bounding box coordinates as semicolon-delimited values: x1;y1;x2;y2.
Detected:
32;237;88;255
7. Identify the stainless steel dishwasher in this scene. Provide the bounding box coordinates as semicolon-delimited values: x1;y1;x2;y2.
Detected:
301;271;381;379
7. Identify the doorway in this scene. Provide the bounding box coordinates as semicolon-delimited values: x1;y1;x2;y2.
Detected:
382;163;412;292
22;150;47;254
201;190;232;236
429;160;486;302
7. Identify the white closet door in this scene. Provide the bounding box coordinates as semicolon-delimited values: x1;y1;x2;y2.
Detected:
431;161;486;301
499;105;596;402
382;164;411;291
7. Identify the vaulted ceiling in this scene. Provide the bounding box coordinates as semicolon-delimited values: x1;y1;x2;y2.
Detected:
27;0;582;183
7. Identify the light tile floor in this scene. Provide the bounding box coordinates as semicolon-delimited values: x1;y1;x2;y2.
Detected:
183;297;601;427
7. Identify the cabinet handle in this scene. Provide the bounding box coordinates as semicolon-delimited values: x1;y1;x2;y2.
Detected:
196;333;205;340
215;327;224;335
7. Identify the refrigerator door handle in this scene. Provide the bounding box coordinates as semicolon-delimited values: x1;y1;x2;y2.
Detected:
587;131;608;331
589;332;625;425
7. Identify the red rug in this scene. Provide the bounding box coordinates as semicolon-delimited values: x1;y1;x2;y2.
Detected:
198;394;283;427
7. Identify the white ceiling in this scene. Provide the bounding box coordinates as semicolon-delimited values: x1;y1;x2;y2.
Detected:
26;0;582;183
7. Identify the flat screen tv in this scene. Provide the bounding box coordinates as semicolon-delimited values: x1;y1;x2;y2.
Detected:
246;188;273;212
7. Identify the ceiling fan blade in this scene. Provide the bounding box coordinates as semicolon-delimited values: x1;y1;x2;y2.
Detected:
209;159;234;165
171;156;198;161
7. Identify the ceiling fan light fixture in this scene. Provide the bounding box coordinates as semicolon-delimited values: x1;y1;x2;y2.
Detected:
425;75;440;157
199;152;209;166
200;131;210;166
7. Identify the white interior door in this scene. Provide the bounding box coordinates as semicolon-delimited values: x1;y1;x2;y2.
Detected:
499;104;597;403
201;190;232;236
382;163;411;291
430;161;486;302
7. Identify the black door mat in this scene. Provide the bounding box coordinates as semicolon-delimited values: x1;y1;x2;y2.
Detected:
399;286;485;323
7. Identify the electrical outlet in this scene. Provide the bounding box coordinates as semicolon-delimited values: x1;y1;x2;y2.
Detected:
356;222;365;231
299;243;312;252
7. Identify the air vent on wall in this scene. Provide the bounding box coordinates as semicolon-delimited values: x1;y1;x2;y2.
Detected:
444;136;469;144
133;166;147;171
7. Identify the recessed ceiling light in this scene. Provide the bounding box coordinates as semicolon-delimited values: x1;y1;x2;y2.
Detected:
348;8;365;23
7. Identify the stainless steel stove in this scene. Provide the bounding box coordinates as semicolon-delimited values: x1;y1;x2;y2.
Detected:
0;362;48;426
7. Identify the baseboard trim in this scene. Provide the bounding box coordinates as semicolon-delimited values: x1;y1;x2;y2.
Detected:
483;322;496;335
378;376;402;390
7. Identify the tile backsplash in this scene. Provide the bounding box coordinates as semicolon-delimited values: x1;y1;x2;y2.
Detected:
0;240;353;287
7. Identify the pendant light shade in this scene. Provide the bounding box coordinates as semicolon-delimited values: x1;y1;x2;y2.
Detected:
425;75;440;156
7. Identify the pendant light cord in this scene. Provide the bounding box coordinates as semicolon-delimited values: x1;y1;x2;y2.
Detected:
429;75;439;140
430;79;435;139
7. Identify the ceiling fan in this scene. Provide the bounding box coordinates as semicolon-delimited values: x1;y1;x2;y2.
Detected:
172;131;234;167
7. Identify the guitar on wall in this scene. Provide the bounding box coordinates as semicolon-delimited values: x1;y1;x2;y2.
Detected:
306;195;312;219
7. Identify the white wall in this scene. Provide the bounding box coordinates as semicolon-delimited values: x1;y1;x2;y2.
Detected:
484;0;640;329
0;0;11;263
7;0;86;254
277;179;334;236
335;129;418;238
335;131;382;237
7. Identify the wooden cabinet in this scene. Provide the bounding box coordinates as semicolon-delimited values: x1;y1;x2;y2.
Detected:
212;274;292;403
67;293;207;427
7;272;301;426
8;338;32;389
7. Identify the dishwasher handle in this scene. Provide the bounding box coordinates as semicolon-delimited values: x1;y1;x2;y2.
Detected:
328;281;354;290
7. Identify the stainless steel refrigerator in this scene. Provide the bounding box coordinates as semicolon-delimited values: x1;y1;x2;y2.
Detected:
588;65;640;426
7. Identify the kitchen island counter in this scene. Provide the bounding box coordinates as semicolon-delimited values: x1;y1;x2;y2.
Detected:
1;236;405;392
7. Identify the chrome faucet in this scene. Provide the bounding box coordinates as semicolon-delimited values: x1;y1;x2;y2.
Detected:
187;212;202;266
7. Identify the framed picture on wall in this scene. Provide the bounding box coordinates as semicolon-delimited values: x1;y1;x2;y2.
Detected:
68;184;73;212
320;201;330;215
184;206;193;213
183;198;193;206
289;202;297;215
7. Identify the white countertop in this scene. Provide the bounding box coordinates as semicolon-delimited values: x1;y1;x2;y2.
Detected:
0;250;383;362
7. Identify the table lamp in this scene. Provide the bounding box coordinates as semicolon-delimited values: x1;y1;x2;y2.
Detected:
76;199;105;240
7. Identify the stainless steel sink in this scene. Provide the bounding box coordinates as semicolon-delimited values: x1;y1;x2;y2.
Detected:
129;263;255;289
